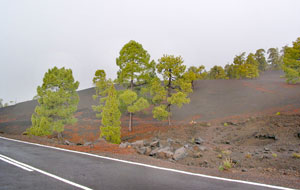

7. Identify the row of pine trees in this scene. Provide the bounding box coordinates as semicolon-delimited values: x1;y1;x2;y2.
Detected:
27;37;300;144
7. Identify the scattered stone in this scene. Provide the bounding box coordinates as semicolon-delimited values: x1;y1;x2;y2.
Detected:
189;120;197;125
193;152;202;158
255;134;277;140
145;147;152;155
137;147;147;155
198;145;207;151
119;142;130;148
173;147;187;161
227;121;238;126
149;148;160;156
84;142;93;146
194;137;204;145
132;140;144;148
64;140;70;145
264;147;270;151
262;155;271;159
157;147;174;159
167;138;173;145
232;159;238;164
143;141;150;147
150;140;160;148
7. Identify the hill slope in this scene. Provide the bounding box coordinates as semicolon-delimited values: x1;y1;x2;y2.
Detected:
1;70;300;140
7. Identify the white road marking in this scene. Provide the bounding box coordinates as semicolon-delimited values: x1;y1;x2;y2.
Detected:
0;155;33;172
0;136;295;190
0;153;93;190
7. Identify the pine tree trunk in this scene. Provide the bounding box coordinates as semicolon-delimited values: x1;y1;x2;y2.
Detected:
129;79;134;131
129;112;132;132
191;80;194;90
167;71;172;126
57;132;63;143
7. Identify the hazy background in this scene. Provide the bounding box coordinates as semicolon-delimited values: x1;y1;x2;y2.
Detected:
0;0;300;104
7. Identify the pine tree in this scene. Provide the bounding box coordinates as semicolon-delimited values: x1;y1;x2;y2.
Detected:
100;84;121;144
183;65;206;89
282;37;300;84
209;66;227;79
245;53;259;78
226;52;259;79
116;40;154;131
255;49;268;71
151;55;192;126
92;70;113;118
28;67;79;139
267;48;282;69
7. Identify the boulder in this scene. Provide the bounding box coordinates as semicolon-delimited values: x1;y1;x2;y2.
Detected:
132;140;144;148
157;147;174;159
137;147;147;155
144;147;152;155
150;140;160;148
173;147;188;161
149;148;160;156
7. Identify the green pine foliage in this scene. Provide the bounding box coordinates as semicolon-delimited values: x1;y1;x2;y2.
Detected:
100;84;121;144
282;37;300;84
267;48;282;70
92;69;113;118
28;67;79;138
183;65;206;89
152;55;192;125
116;40;154;131
209;66;227;79
225;52;259;79
244;53;259;78
255;49;268;71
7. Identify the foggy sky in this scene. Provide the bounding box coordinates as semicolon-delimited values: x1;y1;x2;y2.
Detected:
1;0;300;104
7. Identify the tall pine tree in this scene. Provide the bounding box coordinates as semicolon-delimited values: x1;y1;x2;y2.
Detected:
100;84;121;144
283;37;300;84
28;67;79;139
116;40;154;131
151;55;192;126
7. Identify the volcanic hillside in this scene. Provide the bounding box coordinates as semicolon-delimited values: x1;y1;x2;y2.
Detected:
1;70;300;141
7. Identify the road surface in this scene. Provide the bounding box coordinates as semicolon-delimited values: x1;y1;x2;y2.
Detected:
0;137;293;190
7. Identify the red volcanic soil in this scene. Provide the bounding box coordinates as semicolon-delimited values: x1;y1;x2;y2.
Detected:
1;70;300;142
1;70;300;189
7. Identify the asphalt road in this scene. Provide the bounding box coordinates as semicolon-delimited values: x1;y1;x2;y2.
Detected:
0;137;293;190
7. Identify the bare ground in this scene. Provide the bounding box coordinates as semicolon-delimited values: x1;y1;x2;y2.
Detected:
1;70;300;189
